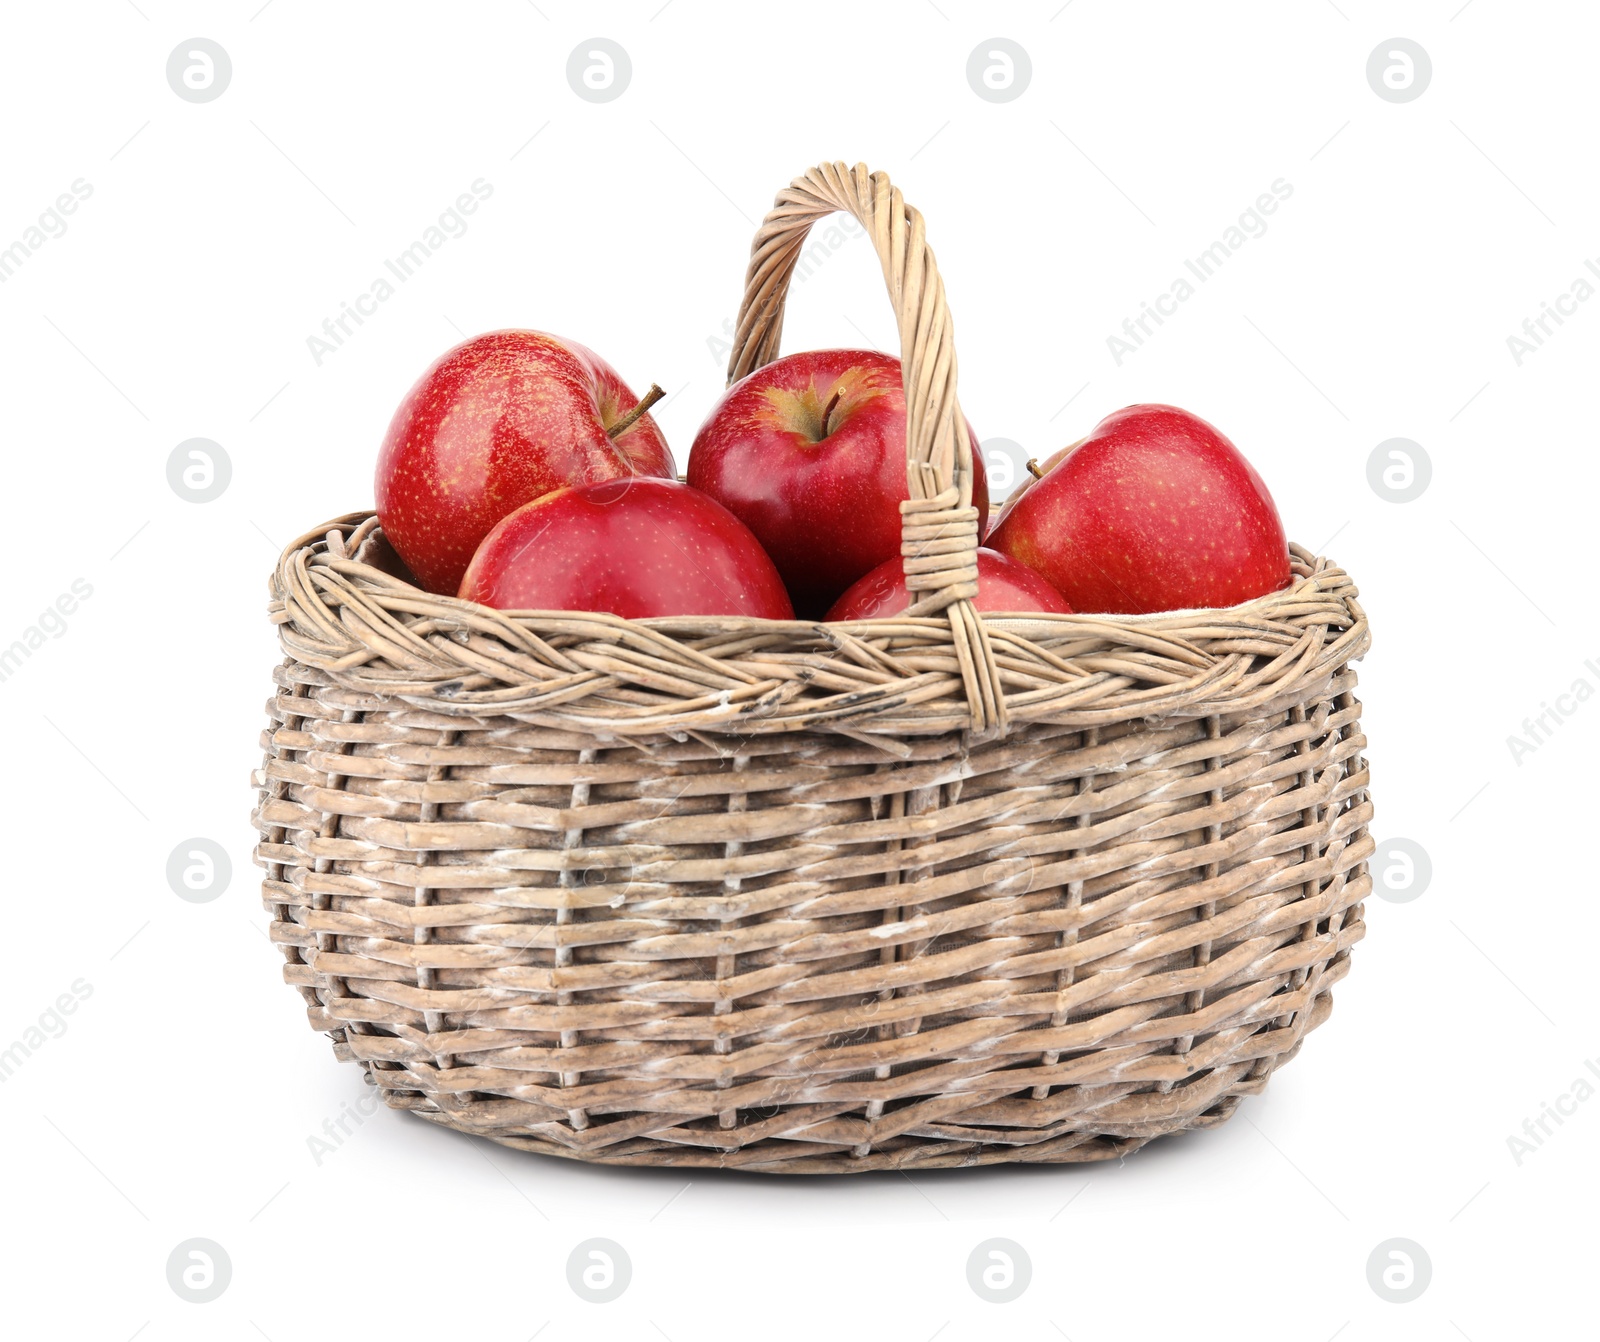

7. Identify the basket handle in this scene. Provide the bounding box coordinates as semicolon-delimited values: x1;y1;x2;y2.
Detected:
725;161;1006;735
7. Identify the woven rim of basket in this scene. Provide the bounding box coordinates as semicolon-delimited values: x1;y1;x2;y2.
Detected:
268;514;1368;742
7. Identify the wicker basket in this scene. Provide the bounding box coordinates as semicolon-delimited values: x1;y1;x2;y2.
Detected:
253;161;1372;1173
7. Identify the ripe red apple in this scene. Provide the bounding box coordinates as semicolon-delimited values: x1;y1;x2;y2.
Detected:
826;548;1072;620
376;330;675;595
459;477;794;620
686;349;989;618
989;404;1291;614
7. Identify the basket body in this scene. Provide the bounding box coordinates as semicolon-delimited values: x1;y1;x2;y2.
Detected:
254;526;1371;1172
254;163;1371;1171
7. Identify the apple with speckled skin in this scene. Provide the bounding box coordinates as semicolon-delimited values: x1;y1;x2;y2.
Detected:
686;349;989;618
459;477;794;620
825;548;1071;620
989;404;1291;614
376;330;675;594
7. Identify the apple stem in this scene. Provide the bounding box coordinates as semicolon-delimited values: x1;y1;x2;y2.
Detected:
608;384;666;440
1026;458;1043;479
820;388;844;439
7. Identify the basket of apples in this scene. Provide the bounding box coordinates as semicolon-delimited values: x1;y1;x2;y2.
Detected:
255;162;1371;1172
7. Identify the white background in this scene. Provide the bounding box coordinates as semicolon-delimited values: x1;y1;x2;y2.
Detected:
2;2;1595;1338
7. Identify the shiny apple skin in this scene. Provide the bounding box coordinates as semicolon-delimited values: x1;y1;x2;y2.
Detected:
685;349;989;618
458;477;794;620
376;330;675;595
989;404;1291;614
825;547;1073;620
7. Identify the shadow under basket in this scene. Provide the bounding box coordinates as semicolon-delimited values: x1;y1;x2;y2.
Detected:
252;162;1373;1173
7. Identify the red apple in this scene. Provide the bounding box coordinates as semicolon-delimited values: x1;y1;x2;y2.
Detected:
826;548;1072;620
989;404;1291;614
376;330;675;594
686;349;989;618
458;477;794;620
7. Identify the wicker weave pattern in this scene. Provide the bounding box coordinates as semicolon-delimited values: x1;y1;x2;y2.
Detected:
253;163;1373;1171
